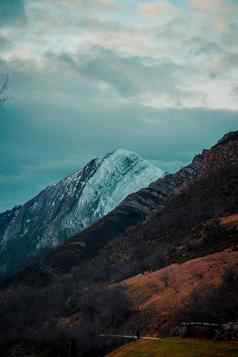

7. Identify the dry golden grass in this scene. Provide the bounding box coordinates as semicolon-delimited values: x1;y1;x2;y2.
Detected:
107;338;238;357
121;249;238;333
221;213;238;229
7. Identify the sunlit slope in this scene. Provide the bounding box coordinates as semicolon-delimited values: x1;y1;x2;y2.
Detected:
108;338;238;357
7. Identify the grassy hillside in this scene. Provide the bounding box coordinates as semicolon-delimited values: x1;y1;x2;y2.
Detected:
121;247;238;334
108;338;238;357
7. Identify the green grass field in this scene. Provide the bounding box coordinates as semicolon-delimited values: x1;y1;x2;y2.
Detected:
108;338;238;357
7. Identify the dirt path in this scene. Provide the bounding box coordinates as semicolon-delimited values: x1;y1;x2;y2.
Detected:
99;334;160;341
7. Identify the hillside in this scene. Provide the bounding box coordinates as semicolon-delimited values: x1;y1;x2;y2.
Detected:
107;338;238;357
122;247;238;334
0;132;238;357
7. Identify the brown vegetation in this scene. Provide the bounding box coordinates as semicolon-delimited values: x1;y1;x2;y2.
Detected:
121;249;238;334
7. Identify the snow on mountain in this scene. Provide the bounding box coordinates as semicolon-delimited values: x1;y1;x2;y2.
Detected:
62;149;163;231
0;149;163;277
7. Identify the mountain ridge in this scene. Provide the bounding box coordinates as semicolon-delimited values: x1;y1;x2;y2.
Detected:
11;131;238;283
0;149;162;277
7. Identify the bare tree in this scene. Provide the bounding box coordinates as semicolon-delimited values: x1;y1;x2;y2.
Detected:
0;74;8;105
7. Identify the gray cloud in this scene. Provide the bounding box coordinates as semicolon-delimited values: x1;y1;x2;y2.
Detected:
48;47;201;107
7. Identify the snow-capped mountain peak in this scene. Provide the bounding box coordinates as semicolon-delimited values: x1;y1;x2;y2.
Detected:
62;149;163;230
0;149;163;277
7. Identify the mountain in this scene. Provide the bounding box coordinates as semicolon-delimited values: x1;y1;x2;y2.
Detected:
0;149;163;277
1;132;238;357
27;131;238;279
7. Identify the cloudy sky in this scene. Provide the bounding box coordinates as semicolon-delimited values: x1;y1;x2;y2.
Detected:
0;0;238;212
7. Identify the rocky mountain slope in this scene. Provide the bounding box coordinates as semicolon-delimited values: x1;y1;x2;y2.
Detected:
26;131;238;279
0;149;162;277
